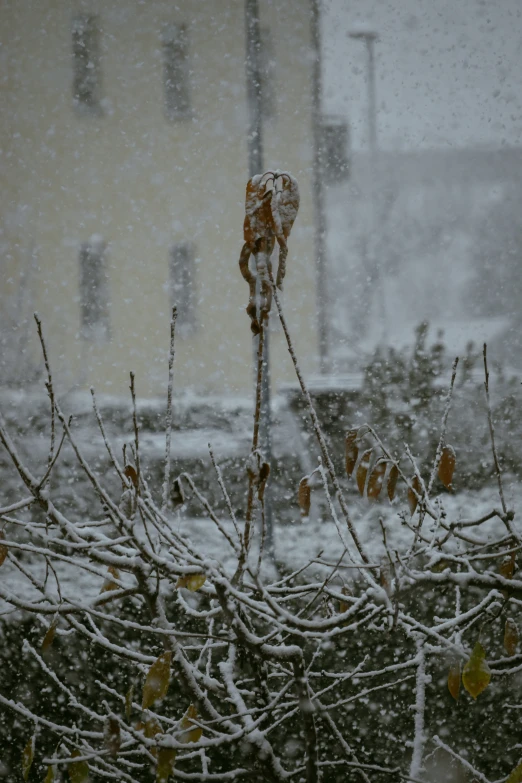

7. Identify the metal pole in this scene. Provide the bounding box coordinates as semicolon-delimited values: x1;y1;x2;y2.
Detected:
245;0;273;558
367;37;377;153
365;36;387;338
349;29;386;339
310;0;329;374
245;0;263;174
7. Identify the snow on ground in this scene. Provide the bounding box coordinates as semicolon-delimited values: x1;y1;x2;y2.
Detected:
2;482;519;620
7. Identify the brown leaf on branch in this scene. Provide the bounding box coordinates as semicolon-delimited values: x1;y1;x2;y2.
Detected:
157;747;177;782
42;620;58;654
176;573;206;591
345;429;358;477
171;477;185;508
142;652;172;710
0;530;8;567
447;660;461;701
367;459;387;500
338;586;351;614
462;642;491;699
104;717;121;758
408;476;422;516
21;734;34;781
135;717;163;758
101;565;121;593
438;445;456;489
379;557;392;595
298;477;311;518
387;464;399;502
180;704;203;744
125;685;134;721
68;751;89;783
506;761;522;783
124;463;138;488
500;552;516;580
504;617;519;656
356;449;372;496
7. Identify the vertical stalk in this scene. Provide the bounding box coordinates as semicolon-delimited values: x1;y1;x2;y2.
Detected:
310;0;329;372
162;307;178;514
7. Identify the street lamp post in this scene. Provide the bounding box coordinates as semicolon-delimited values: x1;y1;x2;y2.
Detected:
245;0;274;558
348;27;387;337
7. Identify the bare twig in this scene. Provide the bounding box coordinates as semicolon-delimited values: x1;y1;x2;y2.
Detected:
162;306;178;513
129;371;141;496
34;312;56;468
269;269;370;566
483;343;511;526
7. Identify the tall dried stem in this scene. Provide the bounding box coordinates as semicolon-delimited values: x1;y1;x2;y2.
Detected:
162;307;178;513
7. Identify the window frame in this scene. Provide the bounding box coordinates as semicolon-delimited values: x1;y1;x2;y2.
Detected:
72;13;102;114
168;242;197;335
162;22;193;122
79;238;111;342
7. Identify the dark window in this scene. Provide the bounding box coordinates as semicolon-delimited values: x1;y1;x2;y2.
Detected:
79;238;110;341
162;23;192;121
72;14;101;112
169;243;196;334
260;27;276;118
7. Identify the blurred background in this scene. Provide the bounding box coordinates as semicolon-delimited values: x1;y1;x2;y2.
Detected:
1;0;521;397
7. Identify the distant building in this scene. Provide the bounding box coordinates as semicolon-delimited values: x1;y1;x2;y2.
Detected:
1;0;335;398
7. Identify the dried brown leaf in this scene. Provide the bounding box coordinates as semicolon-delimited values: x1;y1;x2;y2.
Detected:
500;552;516;580
367;459;387;500
104;717;121;758
68;751;89;783
338;586;351;614
504;617;519;657
379;564;392;595
438;445;456;489
507;761;522;783
142;652;172;710
171;477;185;508
447;660;461;701
22;734;34;781
298;477;311;518
345;429;359;476
124;463;138;488
101;565;121;593
387;464;399;502
0;530;8;567
176;573;206;592
125;685;134;722
462;642;491;699
44;765;55;783
157;747;177;783
356;449;372;496
42;620;58;654
135;717;163;759
408;476;422;516
180;704;203;744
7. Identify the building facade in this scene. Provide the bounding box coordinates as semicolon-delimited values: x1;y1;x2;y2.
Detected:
1;0;321;398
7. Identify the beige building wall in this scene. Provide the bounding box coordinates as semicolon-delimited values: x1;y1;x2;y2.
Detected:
1;0;318;399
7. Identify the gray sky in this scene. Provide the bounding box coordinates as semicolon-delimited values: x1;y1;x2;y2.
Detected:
322;0;522;150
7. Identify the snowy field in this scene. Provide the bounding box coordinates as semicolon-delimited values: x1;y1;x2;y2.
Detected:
2;481;519;618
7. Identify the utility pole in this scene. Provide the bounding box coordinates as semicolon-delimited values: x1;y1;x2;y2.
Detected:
310;0;329;374
245;0;273;557
348;27;387;337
